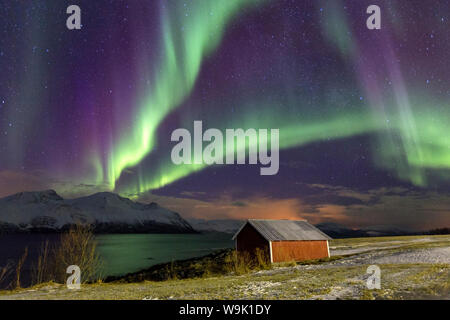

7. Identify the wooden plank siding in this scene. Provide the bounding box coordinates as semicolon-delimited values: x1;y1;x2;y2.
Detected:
271;240;329;262
236;223;270;257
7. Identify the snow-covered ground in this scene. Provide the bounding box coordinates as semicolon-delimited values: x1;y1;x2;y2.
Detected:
332;247;450;265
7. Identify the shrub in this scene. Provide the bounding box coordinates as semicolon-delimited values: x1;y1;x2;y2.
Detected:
32;224;103;285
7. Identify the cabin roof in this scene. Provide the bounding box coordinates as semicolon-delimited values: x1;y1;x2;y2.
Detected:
232;219;332;241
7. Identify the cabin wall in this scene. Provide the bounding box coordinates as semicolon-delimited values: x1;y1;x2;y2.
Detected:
236;223;269;257
271;240;329;262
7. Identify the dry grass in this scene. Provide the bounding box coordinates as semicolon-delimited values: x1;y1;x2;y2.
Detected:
32;240;50;285
0;261;13;289
223;248;271;275
14;247;28;289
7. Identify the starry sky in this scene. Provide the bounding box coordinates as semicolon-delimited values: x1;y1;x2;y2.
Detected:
0;0;449;230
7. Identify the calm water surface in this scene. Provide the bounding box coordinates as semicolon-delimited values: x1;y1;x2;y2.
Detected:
96;233;234;276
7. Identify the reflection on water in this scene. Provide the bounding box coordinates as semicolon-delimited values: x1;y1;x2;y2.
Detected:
95;233;234;276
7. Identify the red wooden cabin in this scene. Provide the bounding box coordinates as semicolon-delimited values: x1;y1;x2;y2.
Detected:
232;219;332;263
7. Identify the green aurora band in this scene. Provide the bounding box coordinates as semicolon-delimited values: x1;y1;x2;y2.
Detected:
86;0;450;196
90;0;267;190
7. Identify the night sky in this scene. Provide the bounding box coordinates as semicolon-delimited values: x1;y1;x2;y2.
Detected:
0;0;449;230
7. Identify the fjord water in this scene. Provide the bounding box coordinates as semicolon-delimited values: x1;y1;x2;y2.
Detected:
0;233;234;288
96;233;234;276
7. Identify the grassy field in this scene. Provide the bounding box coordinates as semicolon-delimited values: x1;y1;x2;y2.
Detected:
0;235;448;300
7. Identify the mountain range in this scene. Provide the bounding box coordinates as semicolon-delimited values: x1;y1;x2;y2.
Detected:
0;190;430;237
0;190;195;234
188;219;419;238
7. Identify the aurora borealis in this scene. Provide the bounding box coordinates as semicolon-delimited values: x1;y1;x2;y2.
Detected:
0;0;449;230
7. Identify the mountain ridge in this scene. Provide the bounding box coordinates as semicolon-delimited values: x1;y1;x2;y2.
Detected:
0;190;196;234
188;219;425;238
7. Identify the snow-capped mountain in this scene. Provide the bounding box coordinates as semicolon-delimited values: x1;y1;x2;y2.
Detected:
0;190;195;234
